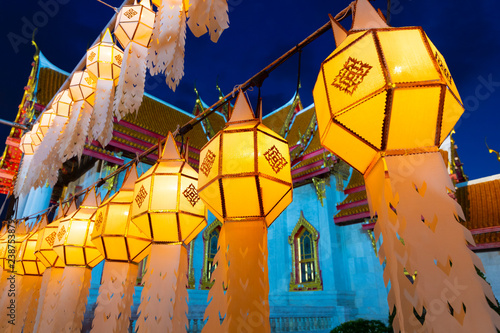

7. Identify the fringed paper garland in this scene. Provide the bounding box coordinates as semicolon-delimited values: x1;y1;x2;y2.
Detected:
114;42;148;120
148;0;186;91
57;100;84;159
93;79;115;147
136;244;189;332
60;101;93;163
365;152;500;332
34;267;65;333
187;0;229;42
90;262;138;333
202;225;228;332
52;267;92;332
10;275;42;333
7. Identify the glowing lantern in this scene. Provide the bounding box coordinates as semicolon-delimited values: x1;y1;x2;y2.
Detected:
34;206;66;269
0;221;29;271
15;218;46;276
313;1;500;332
30;123;44;146
113;0;155;120
52;89;73;118
90;164;151;332
199;92;292;332
69;70;96;106
19;132;37;155
38;109;56;135
86;29;123;147
131;133;206;332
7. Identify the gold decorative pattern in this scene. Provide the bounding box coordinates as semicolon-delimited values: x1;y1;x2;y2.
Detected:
135;185;148;208
312;177;327;206
183;183;200;207
95;212;104;231
288;211;322;291
45;231;57;247
200;220;223;290
88;51;96;62
264;145;288;174
115;54;123;66
84;76;95;86
200;150;216;177
57;226;66;241
332;57;372;95
124;8;138;19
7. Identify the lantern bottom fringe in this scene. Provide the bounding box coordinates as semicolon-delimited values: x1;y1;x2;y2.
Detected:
9;275;42;333
34;267;64;333
50;267;92;332
364;152;500;333
136;244;189;333
90;261;138;333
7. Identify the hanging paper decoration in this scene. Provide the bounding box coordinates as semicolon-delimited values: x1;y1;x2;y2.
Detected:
90;164;151;333
19;131;38;155
198;92;292;332
13;217;47;333
186;0;229;42
148;0;187;91
39;109;56;136
33;206;67;333
130;132;207;332
50;189;103;332
86;29;123;147
313;0;500;331
113;0;155;120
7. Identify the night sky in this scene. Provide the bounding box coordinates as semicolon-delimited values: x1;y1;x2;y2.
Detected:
1;0;500;182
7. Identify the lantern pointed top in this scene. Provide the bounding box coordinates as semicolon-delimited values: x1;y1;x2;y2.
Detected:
161;132;181;160
229;92;255;123
122;164;139;190
66;199;78;216
101;28;114;44
55;200;67;220
81;187;99;208
329;14;347;47
16;220;27;234
38;214;49;229
140;0;151;9
352;0;389;30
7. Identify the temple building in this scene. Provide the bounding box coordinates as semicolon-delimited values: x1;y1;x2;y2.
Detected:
2;47;499;332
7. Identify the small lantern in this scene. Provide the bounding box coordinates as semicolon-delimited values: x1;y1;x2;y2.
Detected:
39;109;57;136
130;132;207;244
0;221;29;271
20;132;37;155
52;89;73;118
197;92;293;225
91;164;151;262
114;0;155;49
52;189;103;268
30;123;44;146
313;1;463;174
15;216;46;276
87;29;123;84
69;70;96;106
34;208;66;268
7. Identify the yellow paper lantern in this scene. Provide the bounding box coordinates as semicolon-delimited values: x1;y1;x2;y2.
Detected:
69;70;96;105
197;92;293;226
114;0;155;49
91;164;151;262
87;29;123;84
15;216;46;276
0;221;29;271
30;123;44;146
52;89;73;118
34;207;66;268
52;189;103;267
130;132;207;244
19;132;37;155
313;1;464;174
39;109;57;136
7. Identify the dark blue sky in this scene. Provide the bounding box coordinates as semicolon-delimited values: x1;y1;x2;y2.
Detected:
1;0;500;181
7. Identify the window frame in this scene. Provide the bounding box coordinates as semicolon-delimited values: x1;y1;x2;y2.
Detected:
200;220;223;290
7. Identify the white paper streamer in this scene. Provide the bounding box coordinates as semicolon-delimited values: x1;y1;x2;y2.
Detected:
92;79;115;147
187;0;229;42
57;100;84;161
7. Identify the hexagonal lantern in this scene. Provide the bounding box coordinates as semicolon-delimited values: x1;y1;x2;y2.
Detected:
34;206;66;268
114;0;155;49
52;89;73;118
19;131;37;155
30;123;44;146
313;0;464;174
0;221;29;271
197;92;293;226
86;29;123;84
130;132;207;244
52;189;103;268
15;216;47;276
69;70;96;105
91;164;151;262
38;109;57;136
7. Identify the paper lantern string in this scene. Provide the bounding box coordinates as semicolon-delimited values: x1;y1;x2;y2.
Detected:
96;0;118;12
15;3;356;223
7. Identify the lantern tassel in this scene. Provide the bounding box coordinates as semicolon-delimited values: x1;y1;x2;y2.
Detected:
187;0;229;42
10;275;42;333
13;154;32;197
114;42;148;121
70;101;93;163
202;225;228;332
57;100;84;161
136;244;189;333
365;152;500;332
51;267;92;332
92;79;115;147
35;267;65;333
221;221;270;332
90;262;138;333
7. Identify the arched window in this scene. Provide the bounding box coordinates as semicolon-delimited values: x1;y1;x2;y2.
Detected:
289;211;322;291
201;220;222;289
